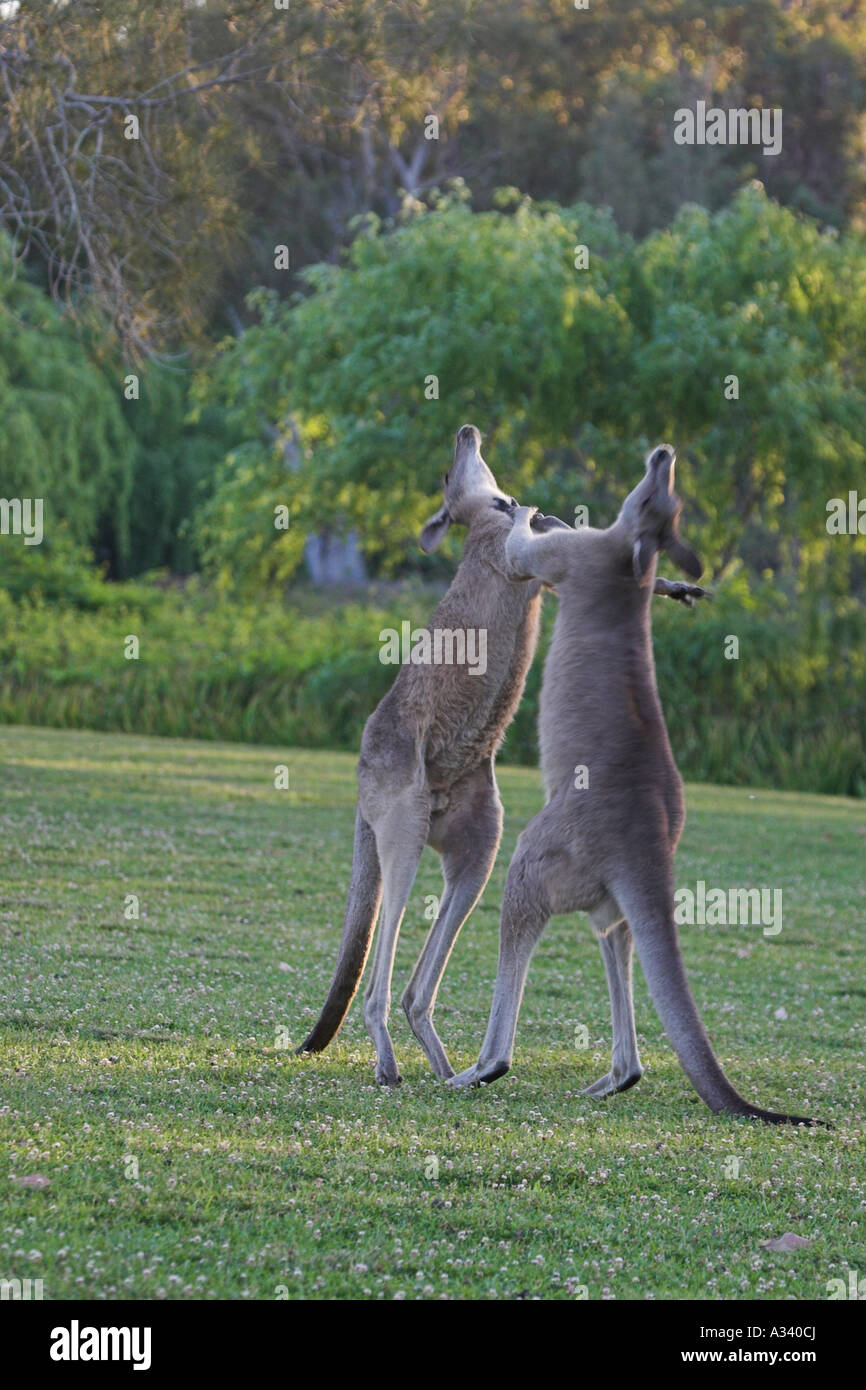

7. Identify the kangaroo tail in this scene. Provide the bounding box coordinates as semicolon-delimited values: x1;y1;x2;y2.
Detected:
613;878;828;1127
297;805;382;1054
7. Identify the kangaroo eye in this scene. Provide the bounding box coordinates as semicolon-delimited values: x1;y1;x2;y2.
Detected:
444;471;450;486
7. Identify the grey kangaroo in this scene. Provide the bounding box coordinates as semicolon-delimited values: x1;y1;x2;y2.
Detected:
299;426;703;1085
450;444;821;1126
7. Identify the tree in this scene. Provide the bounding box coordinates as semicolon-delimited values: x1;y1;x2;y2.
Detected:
195;185;866;595
627;187;866;585
121;368;228;577
195;190;630;585
4;1;866;362
0;236;133;564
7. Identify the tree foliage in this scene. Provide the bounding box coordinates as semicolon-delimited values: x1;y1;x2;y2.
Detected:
197;185;866;592
3;1;866;356
0;237;133;562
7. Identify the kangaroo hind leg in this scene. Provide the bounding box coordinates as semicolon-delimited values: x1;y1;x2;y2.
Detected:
448;812;553;1089
402;761;503;1080
582;901;643;1098
363;790;429;1086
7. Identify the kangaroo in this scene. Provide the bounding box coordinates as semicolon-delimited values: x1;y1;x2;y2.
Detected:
299;427;705;1085
449;444;822;1126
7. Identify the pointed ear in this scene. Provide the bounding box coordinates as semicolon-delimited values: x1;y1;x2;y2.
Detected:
419;504;452;553
666;535;703;579
633;534;657;586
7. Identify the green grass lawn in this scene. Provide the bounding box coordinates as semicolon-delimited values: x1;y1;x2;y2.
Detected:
0;725;863;1301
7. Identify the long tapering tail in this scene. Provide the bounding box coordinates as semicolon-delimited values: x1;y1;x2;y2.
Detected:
297;804;382;1054
613;879;826;1127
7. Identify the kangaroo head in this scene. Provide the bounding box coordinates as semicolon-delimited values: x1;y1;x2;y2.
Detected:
620;444;702;586
420;424;569;553
420;425;508;552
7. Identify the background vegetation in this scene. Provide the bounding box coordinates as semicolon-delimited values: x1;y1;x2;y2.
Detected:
1;1;864;792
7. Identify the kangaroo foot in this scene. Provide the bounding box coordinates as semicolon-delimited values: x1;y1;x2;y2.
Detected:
447;1059;510;1088
374;1061;403;1086
581;1066;643;1099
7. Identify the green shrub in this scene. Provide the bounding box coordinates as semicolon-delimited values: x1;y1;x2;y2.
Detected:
0;557;862;796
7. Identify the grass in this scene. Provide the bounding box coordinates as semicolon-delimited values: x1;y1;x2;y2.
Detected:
0;724;863;1301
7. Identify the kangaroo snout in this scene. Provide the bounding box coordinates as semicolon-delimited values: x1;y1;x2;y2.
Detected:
649;443;676;469
455;423;482;453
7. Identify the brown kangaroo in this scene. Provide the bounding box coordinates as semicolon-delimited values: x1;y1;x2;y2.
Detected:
299;428;706;1085
449;445;823;1126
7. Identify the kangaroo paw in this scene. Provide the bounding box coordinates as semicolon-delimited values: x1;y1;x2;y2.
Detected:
448;1059;510;1088
581;1067;643;1098
374;1062;403;1087
447;1064;480;1088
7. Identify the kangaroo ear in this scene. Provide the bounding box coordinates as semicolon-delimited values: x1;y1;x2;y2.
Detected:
633;534;657;586
666;534;703;579
419;504;452;553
